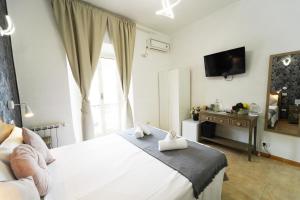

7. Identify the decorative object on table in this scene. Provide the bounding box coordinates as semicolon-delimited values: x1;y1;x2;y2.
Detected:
209;104;215;111
249;103;261;116
237;109;249;115
213;99;222;112
231;102;249;115
224;108;232;113
207;100;223;112
190;106;201;121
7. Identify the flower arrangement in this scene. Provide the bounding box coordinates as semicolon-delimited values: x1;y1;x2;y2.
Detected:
190;106;201;121
232;103;250;115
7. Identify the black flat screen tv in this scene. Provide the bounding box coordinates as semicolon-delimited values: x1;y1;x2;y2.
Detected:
204;47;245;77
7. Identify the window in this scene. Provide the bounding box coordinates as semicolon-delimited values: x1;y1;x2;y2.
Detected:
90;43;123;136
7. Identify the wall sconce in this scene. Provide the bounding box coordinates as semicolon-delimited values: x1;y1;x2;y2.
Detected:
0;15;15;37
7;100;34;118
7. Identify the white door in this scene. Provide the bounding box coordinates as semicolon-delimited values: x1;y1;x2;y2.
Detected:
158;69;190;136
159;70;170;131
168;69;180;135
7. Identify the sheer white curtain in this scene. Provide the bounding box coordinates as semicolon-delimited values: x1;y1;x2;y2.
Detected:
89;42;123;136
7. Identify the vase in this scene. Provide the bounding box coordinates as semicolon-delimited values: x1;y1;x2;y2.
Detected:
192;114;199;121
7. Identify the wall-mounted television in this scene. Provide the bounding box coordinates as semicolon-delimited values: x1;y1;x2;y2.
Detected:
204;47;245;78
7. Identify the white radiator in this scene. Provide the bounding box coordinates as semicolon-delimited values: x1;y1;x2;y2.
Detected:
30;123;64;149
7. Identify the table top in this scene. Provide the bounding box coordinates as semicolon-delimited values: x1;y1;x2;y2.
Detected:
199;110;259;121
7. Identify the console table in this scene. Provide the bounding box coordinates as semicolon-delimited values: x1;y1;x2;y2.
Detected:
199;111;258;161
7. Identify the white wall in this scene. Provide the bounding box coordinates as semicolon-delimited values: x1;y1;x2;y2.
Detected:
170;0;300;162
7;0;76;145
131;29;171;126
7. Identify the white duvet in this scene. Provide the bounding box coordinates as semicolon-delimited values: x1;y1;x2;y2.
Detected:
45;134;225;200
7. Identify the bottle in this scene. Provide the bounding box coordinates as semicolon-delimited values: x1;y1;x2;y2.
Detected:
249;103;261;116
214;99;220;112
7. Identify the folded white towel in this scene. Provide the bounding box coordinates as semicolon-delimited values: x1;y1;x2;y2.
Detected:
165;130;177;141
158;137;188;151
134;127;144;139
140;124;152;135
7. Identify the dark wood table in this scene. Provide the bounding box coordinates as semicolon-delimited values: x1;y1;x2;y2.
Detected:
199;111;258;161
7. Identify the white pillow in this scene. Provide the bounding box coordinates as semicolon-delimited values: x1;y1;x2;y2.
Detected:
0;127;23;163
0;160;15;181
0;177;40;200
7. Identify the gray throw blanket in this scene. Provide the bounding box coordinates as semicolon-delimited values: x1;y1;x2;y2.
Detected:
119;126;228;199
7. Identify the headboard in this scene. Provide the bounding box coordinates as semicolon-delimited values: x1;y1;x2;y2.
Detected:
0;0;22;126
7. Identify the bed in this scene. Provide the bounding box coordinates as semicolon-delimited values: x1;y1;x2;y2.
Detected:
268;93;280;128
268;105;279;128
44;127;227;200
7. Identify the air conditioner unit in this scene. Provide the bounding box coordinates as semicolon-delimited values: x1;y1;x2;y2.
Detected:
147;39;170;52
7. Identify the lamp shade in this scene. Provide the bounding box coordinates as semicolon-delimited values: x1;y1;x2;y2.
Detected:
24;105;34;118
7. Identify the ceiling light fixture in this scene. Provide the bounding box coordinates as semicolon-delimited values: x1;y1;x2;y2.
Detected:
156;0;181;19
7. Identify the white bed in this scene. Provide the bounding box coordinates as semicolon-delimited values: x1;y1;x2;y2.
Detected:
45;134;225;200
268;105;279;128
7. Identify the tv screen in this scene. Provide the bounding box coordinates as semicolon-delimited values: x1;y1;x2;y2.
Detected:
204;47;245;77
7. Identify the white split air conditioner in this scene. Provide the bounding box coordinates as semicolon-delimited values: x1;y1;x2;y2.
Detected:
147;39;170;52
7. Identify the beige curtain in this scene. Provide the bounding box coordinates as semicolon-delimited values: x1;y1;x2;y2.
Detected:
107;16;136;129
51;0;107;140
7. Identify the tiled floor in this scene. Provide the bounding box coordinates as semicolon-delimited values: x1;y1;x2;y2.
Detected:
208;144;300;200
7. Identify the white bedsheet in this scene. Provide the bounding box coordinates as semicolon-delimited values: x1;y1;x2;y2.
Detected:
45;134;225;200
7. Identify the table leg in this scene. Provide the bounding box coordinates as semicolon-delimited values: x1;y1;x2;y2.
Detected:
248;126;253;161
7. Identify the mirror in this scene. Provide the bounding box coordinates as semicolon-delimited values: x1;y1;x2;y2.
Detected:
265;51;300;136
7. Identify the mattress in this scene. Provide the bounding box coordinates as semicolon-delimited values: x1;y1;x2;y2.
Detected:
45;134;225;200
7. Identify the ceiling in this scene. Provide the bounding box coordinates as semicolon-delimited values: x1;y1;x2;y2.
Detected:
83;0;239;34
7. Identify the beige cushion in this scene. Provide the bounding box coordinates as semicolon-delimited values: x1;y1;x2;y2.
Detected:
10;144;51;197
0;177;40;200
0;160;15;181
0;122;14;144
22;128;55;164
0;127;23;164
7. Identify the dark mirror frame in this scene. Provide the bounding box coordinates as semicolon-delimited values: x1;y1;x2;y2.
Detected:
264;50;300;137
